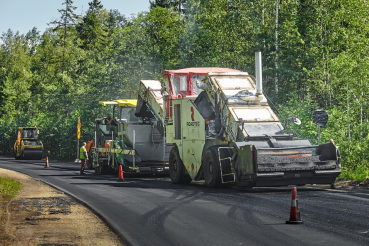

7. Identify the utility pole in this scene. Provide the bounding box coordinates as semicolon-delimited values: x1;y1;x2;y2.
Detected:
275;0;279;93
347;82;351;142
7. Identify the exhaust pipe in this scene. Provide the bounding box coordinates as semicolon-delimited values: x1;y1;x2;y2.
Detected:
255;51;262;95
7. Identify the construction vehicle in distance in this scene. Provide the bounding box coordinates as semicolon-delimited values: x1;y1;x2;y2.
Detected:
134;52;341;188
87;99;170;174
14;127;43;160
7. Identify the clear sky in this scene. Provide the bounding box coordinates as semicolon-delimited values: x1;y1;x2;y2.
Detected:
0;0;151;36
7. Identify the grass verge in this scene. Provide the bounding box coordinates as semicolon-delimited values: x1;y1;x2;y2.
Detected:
339;165;369;181
0;177;22;200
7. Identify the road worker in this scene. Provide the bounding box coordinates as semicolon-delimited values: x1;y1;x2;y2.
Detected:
104;113;117;126
79;142;89;175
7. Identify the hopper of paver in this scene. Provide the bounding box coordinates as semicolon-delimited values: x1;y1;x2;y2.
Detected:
135;67;242;124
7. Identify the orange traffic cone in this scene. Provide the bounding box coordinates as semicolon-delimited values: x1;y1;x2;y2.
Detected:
118;165;124;181
286;187;303;224
45;157;49;168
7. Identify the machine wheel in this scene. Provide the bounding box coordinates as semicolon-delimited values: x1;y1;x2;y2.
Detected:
95;162;105;175
203;146;222;188
169;146;192;184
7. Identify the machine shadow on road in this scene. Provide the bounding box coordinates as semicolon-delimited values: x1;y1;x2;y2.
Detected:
38;174;83;177
66;174;328;194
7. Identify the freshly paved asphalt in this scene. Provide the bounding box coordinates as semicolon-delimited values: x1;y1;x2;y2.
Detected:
1;157;369;246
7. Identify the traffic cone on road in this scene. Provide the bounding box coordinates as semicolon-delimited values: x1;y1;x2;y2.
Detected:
118;165;124;181
286;187;303;224
44;157;49;168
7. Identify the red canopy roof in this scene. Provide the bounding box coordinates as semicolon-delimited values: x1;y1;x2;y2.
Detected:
162;67;243;97
162;67;242;75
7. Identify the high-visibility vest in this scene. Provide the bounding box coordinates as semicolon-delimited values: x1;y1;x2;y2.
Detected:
80;146;86;159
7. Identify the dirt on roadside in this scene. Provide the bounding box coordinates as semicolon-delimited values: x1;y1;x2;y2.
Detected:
335;178;369;189
0;168;123;246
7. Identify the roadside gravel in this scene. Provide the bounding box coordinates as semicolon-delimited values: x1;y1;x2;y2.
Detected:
0;168;123;246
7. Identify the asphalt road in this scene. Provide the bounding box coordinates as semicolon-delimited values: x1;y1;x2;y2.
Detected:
1;157;369;246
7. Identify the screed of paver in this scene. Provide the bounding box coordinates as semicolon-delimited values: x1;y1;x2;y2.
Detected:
0;168;123;246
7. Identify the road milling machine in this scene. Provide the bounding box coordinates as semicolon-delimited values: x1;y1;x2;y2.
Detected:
14;127;43;160
159;52;341;188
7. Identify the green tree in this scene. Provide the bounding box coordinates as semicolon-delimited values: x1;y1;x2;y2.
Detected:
48;0;78;71
150;0;187;13
49;0;78;48
0;30;32;117
76;0;108;51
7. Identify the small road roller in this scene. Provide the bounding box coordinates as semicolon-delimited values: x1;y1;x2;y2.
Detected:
14;127;43;160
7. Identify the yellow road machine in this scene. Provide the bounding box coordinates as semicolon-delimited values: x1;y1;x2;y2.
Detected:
14;127;43;160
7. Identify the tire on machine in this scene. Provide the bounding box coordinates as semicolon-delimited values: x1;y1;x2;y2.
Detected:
169;146;192;184
203;145;227;188
95;160;105;175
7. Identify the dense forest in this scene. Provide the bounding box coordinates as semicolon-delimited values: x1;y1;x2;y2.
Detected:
1;0;368;179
